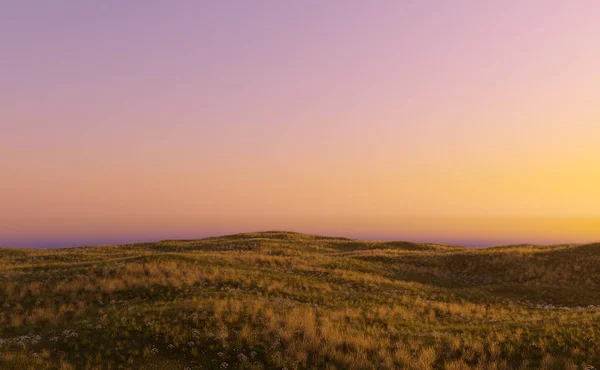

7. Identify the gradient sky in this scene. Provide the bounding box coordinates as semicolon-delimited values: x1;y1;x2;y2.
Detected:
2;1;600;248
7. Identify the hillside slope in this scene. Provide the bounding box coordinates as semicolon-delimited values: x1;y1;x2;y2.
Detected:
1;232;599;369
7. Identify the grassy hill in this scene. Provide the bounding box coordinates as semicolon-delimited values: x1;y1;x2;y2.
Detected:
1;231;599;369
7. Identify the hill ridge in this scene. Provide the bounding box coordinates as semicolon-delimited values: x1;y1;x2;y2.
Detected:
1;231;600;369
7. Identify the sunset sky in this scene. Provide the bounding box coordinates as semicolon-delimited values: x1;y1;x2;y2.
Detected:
2;1;600;248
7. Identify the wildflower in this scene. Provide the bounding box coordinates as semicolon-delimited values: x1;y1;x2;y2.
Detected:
62;330;78;339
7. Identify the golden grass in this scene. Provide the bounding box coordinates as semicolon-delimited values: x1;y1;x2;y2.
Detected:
0;231;599;369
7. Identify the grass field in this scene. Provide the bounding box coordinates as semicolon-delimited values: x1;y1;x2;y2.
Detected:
1;231;599;369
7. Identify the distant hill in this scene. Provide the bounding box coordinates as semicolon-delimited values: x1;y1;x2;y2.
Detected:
1;231;599;369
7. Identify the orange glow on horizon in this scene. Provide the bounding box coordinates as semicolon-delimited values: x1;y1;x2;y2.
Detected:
2;2;600;247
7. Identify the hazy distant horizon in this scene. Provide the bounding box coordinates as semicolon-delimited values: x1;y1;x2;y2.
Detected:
3;226;598;250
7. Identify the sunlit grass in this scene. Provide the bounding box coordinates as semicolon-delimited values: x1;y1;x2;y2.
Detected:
1;231;599;369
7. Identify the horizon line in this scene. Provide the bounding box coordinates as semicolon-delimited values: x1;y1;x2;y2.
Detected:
2;230;597;251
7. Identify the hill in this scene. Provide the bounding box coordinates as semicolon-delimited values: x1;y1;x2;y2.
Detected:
1;231;599;369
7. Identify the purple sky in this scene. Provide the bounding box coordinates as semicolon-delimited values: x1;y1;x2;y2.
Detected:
2;1;600;248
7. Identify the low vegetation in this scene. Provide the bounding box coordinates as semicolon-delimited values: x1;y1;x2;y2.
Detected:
1;231;599;369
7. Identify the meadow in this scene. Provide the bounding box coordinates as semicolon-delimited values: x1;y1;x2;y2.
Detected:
1;231;599;369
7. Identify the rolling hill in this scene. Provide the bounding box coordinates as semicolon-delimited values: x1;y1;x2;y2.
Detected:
1;231;599;369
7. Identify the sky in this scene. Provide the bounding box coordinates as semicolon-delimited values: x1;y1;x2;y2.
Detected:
2;1;600;248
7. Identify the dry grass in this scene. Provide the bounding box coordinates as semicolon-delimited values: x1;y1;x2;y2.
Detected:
0;231;599;369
